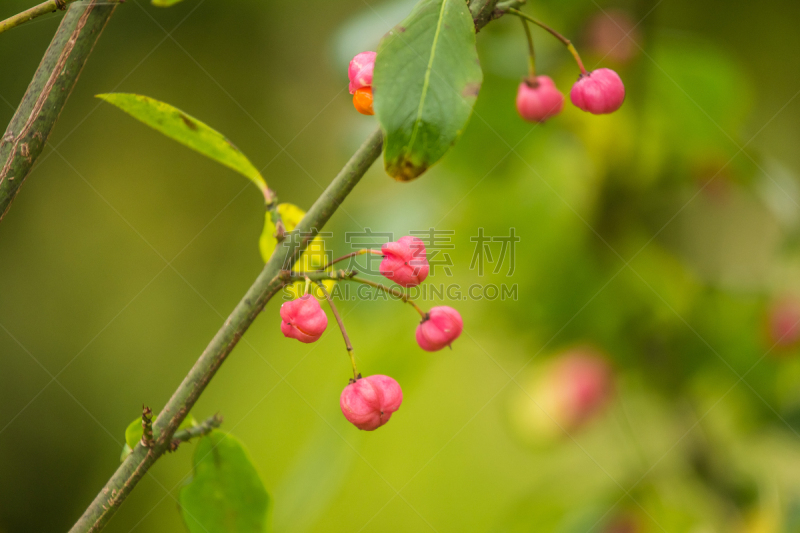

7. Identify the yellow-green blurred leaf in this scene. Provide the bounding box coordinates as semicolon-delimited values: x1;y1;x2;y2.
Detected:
152;0;184;5
258;203;334;299
119;443;133;463
97;93;267;193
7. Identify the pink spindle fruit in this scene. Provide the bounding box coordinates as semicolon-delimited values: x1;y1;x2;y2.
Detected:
509;347;613;444
280;294;328;343
768;298;800;348
348;51;376;94
570;68;625;114
416;306;463;351
380;236;429;287
516;76;564;123
551;352;613;427
340;375;403;430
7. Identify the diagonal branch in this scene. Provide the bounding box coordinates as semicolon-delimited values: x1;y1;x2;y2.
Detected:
68;1;516;531
68;129;384;533
0;0;116;221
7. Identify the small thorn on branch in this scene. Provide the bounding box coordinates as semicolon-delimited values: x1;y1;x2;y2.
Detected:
140;405;154;448
274;219;286;242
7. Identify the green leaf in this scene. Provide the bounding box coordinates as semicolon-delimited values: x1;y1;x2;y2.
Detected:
97;93;267;193
152;0;184;6
120;443;133;463
124;417;144;450
259;203;334;299
180;431;270;533
259;203;306;263
373;0;482;181
121;413;196;461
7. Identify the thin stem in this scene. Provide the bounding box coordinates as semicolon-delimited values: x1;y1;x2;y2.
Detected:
508;8;588;75
350;276;426;318
520;18;536;77
0;0;76;34
303;277;311;296
323;248;382;270
1;1;117;221
316;281;358;379
285;269;357;283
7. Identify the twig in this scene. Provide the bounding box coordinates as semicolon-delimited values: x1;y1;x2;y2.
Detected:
169;413;223;451
0;1;117;221
322;249;382;270
350;276;427;318
284;269;357;283
69;0;512;530
68;129;384;533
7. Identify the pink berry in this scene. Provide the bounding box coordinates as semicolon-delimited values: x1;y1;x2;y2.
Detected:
768;298;800;348
340;375;403;430
570;68;625;114
416;306;463;352
348;51;376;94
515;76;564;123
551;351;613;428
280;294;328;343
380;236;430;287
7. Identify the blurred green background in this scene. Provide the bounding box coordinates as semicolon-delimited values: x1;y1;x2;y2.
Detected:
2;0;800;531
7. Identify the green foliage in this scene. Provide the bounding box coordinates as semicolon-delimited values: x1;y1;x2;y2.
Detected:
259;203;334;299
152;0;185;6
120;413;196;462
96;93;267;194
373;0;482;181
179;431;270;533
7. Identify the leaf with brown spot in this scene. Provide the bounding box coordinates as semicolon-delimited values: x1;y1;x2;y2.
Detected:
373;0;482;181
97;93;267;193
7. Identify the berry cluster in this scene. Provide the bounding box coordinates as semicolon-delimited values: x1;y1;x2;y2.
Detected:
279;236;463;430
513;10;625;122
346;11;625;123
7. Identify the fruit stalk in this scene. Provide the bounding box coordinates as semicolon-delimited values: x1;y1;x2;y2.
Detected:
316;281;359;379
508;8;588;75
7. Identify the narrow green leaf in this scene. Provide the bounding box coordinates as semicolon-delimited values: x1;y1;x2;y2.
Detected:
180;431;270;533
152;0;185;6
373;0;482;181
97;93;267;193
